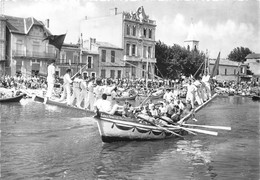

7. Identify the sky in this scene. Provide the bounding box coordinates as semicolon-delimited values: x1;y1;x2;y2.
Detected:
3;0;260;58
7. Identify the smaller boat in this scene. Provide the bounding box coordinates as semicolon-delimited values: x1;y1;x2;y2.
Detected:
0;93;25;103
113;94;137;101
252;95;260;101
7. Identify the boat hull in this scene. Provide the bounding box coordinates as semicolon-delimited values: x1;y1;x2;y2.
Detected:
95;114;183;143
0;93;25;103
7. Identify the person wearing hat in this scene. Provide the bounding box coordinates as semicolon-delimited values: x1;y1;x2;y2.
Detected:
46;59;56;99
163;88;173;103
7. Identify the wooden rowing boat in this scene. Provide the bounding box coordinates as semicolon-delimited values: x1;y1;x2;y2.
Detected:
33;95;93;113
0;93;25;103
93;93;218;143
94;113;184;143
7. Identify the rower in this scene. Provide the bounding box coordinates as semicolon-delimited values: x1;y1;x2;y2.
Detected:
94;93;120;115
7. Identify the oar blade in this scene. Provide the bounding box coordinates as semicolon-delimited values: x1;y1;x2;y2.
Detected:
183;127;218;136
183;123;231;131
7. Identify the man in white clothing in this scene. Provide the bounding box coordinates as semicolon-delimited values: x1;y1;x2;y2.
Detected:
85;77;95;110
70;73;82;107
202;71;212;99
46;60;56;98
94;93;120;115
59;69;72;105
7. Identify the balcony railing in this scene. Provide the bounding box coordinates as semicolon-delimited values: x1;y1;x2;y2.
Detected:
12;50;56;59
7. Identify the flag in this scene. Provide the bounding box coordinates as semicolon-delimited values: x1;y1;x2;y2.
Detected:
210;52;221;78
43;34;66;51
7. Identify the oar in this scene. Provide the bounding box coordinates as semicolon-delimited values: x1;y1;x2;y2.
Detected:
137;114;183;138
158;116;197;135
182;123;231;131
138;92;152;107
71;64;88;79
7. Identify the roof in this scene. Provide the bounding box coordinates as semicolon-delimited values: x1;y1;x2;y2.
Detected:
94;41;122;50
245;53;260;59
209;59;247;66
3;15;51;36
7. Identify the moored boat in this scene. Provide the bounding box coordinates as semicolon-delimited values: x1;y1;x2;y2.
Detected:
252;95;260;101
0;93;25;103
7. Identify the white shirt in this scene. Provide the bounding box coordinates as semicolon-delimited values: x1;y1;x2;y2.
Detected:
202;75;210;83
47;64;55;82
94;99;112;113
63;73;72;86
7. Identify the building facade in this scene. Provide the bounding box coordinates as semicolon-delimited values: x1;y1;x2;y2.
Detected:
209;59;248;82
80;6;157;79
2;15;56;77
245;53;260;82
0;15;6;75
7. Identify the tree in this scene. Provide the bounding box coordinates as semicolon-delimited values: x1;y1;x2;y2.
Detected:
155;41;205;79
228;47;253;62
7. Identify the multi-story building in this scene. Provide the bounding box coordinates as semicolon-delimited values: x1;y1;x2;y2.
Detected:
0;15;6;75
2;15;56;77
209;59;248;82
80;6;156;79
57;42;99;79
82;38;124;79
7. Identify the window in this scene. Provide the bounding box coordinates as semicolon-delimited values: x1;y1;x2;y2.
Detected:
143;46;147;58
149;29;152;38
187;45;190;51
148;47;152;58
234;69;236;75
142;64;146;77
101;69;106;78
73;54;78;64
117;70;121;79
225;68;227;75
132;44;136;56
101;50;106;62
87;56;93;68
32;41;40;56
126;44;130;56
143;28;147;37
126;24;130;35
111;51;115;63
16;40;23;54
91;72;96;78
132;26;136;36
60;52;66;64
83;72;88;80
110;70;115;79
241;67;244;74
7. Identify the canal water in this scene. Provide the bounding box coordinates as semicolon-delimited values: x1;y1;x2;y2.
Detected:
1;96;259;180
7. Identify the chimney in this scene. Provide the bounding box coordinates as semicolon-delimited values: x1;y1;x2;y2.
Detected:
115;7;117;15
45;19;49;28
85;16;87;20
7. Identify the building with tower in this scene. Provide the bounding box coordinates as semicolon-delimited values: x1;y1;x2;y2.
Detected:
80;6;157;79
184;22;199;51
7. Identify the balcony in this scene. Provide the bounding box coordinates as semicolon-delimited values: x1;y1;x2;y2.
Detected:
12;50;56;59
